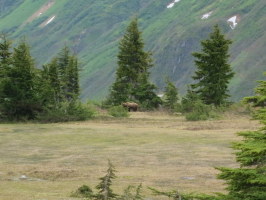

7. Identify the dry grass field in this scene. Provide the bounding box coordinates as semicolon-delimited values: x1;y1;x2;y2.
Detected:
0;112;260;200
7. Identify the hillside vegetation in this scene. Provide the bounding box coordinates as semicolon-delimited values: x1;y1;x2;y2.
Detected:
0;0;265;101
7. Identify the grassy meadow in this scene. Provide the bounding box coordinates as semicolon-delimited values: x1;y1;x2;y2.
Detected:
0;112;260;200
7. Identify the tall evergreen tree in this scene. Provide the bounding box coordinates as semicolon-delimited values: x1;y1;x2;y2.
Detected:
66;55;80;101
216;73;266;200
108;18;160;108
2;39;38;119
45;47;80;103
57;46;70;100
46;58;61;105
0;34;12;73
0;34;12;109
191;25;234;106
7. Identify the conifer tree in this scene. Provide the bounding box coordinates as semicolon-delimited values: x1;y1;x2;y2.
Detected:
0;34;12;74
191;25;234;106
96;160;117;200
45;47;80;103
163;79;179;111
37;62;60;108
2;39;38;119
216;73;266;200
57;46;70;100
66;55;80;101
243;72;266;107
0;34;12;112
46;58;61;105
108;18;160;108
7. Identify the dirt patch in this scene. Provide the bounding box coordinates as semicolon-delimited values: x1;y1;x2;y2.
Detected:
22;0;55;26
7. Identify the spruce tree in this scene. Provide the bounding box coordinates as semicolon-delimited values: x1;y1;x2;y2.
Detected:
0;34;12;113
163;79;179;111
46;47;80;103
96;160;117;200
216;73;266;200
108;18;160;108
57;46;70;100
2;39;38;119
243;72;266;107
0;34;12;74
191;25;234;106
46;58;61;105
66;55;80;101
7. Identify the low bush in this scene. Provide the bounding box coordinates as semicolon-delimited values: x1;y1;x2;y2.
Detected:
108;105;129;117
71;185;94;199
37;101;96;122
184;101;212;121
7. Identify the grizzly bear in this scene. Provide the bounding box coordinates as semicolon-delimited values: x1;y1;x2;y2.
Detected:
122;102;139;112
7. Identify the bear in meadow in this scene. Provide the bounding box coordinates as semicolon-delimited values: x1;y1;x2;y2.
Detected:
122;102;139;112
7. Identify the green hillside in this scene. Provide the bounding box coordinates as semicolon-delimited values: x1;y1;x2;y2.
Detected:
0;0;265;101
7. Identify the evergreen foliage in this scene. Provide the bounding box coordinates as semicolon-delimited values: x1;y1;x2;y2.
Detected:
0;34;12;72
181;87;201;113
118;184;144;200
95;160;118;200
0;34;12;117
216;73;266;200
54;46;80;102
243;72;266;107
163;79;179;111
181;87;216;121
191;25;234;106
1;39;39;120
108;105;129;118
149;187;181;200
71;185;94;199
107;18;161;109
0;36;90;122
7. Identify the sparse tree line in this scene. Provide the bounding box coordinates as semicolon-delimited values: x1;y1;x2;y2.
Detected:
104;20;236;121
1;18;238;121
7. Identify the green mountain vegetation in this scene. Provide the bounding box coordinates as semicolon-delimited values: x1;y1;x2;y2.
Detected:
0;0;265;101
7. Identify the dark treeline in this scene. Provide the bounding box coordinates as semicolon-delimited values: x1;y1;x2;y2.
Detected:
0;34;93;122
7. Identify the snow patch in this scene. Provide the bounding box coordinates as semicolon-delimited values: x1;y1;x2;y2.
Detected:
22;0;55;26
40;15;56;27
201;11;212;19
167;0;181;9
46;15;56;25
227;15;239;29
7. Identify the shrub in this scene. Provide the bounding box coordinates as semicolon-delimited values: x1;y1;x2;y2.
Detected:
184;101;211;121
37;101;96;122
181;89;220;121
71;185;94;199
108;105;129;117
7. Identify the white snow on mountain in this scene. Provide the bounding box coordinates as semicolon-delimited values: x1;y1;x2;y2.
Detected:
167;0;181;9
227;15;238;29
40;15;56;27
201;11;213;19
46;15;56;25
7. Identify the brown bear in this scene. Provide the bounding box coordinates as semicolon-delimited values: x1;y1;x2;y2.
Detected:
122;102;139;112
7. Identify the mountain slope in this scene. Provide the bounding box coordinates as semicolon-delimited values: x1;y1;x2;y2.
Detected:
0;0;265;101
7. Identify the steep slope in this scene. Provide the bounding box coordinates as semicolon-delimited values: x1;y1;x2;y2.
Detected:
0;0;265;101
